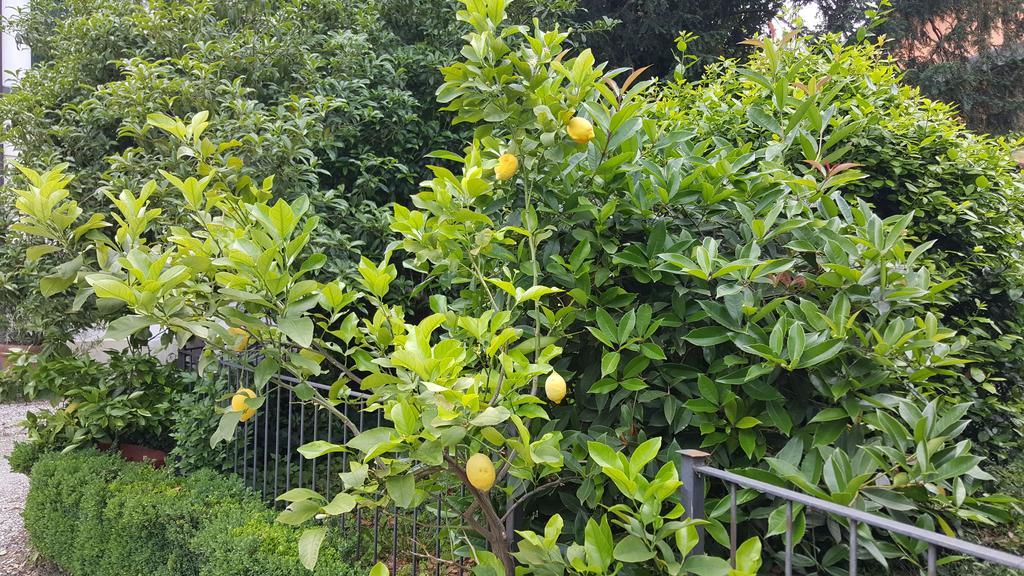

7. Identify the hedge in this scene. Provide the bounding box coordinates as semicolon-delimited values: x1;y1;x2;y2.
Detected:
24;450;363;576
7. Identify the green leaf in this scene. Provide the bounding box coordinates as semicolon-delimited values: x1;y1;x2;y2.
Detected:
104;315;153;340
297;440;345;459
386;474;416;508
808;407;848;424
210;410;242;447
629;437;661;472
348;428;397;456
25;244;60;262
277;488;322;503
298;527;327;570
683;326;732;346
747;105;781;134
681;555;731;575
254;358;279;388
601;351;621;377
278;315;314;348
369;562;390;576
587;442;621;470
322;492;358;515
277;499;320;525
41;273;78;297
470;406;512;427
612;534;655;562
735;537;762;573
735;416;761;429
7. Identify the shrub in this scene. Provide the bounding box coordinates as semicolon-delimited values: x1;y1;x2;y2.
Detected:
660;33;1024;451
24;450;362;576
168;370;236;474
6;440;49;474
18;351;184;453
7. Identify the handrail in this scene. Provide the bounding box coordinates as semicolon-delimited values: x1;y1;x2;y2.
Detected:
679;449;1024;574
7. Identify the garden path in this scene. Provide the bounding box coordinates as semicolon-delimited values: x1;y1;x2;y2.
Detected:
0;400;62;576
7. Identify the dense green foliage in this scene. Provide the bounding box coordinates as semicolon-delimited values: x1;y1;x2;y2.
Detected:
7;0;1024;574
16;1;1021;573
573;0;783;77
804;0;1024;133
24;450;363;576
14;351;183;453
663;34;1024;450
168;369;236;473
7;439;48;475
0;0;456;345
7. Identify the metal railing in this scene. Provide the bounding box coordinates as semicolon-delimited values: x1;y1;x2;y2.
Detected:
679;449;1024;575
176;345;470;576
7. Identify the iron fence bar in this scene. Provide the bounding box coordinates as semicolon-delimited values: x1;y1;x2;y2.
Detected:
374;504;382;561
262;386;269;499
356;408;365;560
412;505;420;576
849;519;858;576
274;385;281;501
392;503;399;574
312;407;318;493
785;501;793;576
285;394;293;494
729;483;737;568
680;451;1024;570
299;403;306;487
326;413;333;501
928;543;937;576
435;491;442;576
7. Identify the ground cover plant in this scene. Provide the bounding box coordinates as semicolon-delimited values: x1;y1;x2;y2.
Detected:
9;0;1024;574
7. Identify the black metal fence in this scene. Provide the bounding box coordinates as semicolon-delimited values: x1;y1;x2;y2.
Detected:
679;449;1024;575
177;344;470;576
177;343;1024;575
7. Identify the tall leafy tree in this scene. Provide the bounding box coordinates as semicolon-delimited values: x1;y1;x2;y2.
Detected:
803;0;1024;133
574;0;784;77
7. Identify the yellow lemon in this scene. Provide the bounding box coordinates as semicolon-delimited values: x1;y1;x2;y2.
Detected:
231;388;257;422
228;326;249;352
545;371;567;404
494;153;518;181
466;453;496;491
566;116;595;145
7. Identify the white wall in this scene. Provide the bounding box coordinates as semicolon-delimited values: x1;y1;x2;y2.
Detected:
2;0;31;167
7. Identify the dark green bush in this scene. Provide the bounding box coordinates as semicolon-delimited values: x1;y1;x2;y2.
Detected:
659;33;1024;451
168;370;236;474
6;440;48;475
25;450;362;576
17;351;184;453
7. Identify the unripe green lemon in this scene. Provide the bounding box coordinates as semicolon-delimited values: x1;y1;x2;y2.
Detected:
466;453;496;491
566;116;595;144
545;371;567;404
494;153;518;181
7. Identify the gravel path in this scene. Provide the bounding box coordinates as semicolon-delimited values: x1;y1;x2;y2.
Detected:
0;400;62;576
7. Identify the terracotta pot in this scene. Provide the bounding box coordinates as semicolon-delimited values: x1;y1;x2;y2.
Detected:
0;344;42;369
98;442;167;468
